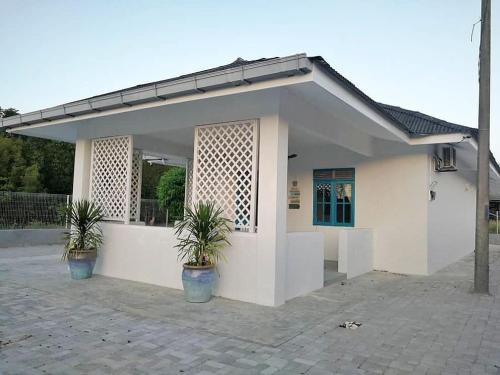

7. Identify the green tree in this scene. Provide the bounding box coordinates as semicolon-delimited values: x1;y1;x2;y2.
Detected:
22;164;42;193
141;162;170;199
21;137;74;193
0;136;25;191
1;106;75;194
156;167;186;222
0;107;19;118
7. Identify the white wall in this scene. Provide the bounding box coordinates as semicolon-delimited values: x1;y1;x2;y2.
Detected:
95;223;323;304
285;232;324;300
338;228;374;279
287;144;366;261
95;224;183;290
427;156;476;273
356;153;429;275
214;232;258;302
95;223;261;304
287;144;431;275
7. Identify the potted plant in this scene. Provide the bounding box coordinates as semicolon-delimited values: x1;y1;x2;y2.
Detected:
175;201;231;302
62;199;105;280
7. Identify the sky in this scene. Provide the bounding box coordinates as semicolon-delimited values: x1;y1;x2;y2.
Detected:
1;0;498;156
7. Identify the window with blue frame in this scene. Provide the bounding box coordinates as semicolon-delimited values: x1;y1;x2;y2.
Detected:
313;169;354;227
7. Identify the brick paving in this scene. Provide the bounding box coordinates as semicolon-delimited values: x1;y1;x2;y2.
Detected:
1;244;500;374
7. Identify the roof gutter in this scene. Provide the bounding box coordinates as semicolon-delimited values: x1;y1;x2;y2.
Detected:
1;54;312;130
407;133;470;145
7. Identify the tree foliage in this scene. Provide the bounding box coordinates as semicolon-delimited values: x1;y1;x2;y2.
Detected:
22;164;43;193
0;107;19;118
0;106;174;197
0;106;75;193
156;167;185;222
141;162;169;199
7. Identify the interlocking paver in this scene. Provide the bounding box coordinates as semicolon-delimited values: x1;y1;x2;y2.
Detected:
1;244;500;374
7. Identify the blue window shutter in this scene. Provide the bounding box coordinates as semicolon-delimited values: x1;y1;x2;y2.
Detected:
313;169;354;227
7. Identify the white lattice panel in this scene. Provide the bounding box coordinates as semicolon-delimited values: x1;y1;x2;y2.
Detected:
90;136;133;222
193;120;259;232
185;159;193;210
130;150;143;221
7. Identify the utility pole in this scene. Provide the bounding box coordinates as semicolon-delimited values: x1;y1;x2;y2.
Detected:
474;0;491;294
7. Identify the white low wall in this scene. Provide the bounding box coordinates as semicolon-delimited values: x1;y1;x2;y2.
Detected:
95;223;183;289
95;223;260;304
285;232;324;300
95;224;324;305
338;228;374;279
214;232;258;303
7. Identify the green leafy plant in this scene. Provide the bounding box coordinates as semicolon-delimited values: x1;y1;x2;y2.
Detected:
62;200;105;260
174;201;232;266
156;167;185;223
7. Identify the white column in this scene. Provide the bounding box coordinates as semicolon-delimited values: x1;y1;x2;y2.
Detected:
256;115;289;306
72;139;92;200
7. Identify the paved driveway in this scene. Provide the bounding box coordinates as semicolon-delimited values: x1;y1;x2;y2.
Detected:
1;245;500;375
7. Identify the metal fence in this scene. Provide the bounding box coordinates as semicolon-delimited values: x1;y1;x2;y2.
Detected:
140;199;168;227
491;211;499;235
0;191;70;229
0;192;171;229
3;191;497;232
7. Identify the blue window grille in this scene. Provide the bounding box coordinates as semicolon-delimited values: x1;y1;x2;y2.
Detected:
313;168;354;227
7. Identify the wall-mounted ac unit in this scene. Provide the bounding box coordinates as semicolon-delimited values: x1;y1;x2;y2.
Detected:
435;146;457;172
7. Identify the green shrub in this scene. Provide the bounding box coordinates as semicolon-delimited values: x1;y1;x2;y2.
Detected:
156;167;186;223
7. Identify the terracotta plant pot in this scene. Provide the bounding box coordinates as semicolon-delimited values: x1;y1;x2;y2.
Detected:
182;264;216;303
67;249;97;280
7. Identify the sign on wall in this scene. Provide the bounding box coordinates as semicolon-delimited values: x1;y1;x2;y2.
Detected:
288;180;300;209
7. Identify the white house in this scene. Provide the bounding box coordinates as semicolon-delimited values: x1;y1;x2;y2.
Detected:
3;53;500;306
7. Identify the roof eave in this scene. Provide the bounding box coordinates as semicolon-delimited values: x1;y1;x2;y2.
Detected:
1;54;313;130
308;56;411;137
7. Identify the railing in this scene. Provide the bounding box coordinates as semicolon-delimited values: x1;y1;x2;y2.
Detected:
0;192;170;229
139;199;168;227
0;191;71;229
491;211;499;235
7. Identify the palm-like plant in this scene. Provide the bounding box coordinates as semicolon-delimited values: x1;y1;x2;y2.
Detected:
62;200;105;260
175;201;231;266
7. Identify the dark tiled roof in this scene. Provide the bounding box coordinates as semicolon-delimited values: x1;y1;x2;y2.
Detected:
376;103;499;174
309;56;480;138
378;103;476;136
309;56;411;135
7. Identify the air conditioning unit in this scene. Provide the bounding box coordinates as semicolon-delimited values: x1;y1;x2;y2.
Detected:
438;146;457;171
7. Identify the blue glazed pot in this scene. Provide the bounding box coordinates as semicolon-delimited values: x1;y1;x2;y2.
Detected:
182;264;216;303
68;249;97;280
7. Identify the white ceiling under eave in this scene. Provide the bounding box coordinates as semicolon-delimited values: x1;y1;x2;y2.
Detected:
9;74;411;157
